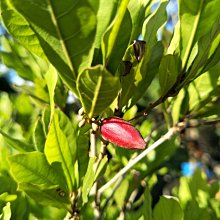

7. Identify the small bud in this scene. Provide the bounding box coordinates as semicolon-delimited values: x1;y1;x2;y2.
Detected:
78;118;86;128
100;117;145;150
78;107;84;116
92;122;99;132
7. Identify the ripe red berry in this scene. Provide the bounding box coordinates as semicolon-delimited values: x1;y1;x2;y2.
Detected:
100;117;145;149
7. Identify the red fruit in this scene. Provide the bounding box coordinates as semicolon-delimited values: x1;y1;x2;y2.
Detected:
100;117;145;149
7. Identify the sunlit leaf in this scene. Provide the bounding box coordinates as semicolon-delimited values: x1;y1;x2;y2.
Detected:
179;0;220;70
128;0;146;40
0;202;11;220
9;152;67;190
82;157;96;204
153;196;183;220
9;0;97;94
19;183;70;210
142;0;168;49
45;110;77;191
33;116;46;152
159;54;179;97
0;130;35;152
102;0;132;74
1;0;45;58
45;65;58;122
77;65;120;118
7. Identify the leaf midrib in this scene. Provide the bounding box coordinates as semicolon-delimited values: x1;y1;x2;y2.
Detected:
47;0;76;78
53;117;74;191
10;155;55;186
89;73;103;118
181;0;204;70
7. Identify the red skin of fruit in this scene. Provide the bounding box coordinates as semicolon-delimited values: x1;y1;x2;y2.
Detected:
100;117;146;149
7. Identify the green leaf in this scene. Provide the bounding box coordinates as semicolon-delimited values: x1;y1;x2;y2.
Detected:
0;130;35;152
45;65;58;122
94;155;108;181
185;15;220;82
9;151;67;190
118;0;168;110
18;183;70;210
92;0;118;65
128;0;146;41
0;36;48;82
142;0;168;49
119;42;164;109
94;0;118;50
77;65;120;118
102;0;132;74
1;0;45;58
187;69;220;113
153;196;183;220
82;157;96;204
141;185;153;220
9;0;97;94
159;54;179;97
0;193;17;203
179;0;220;70
33;116;46;152
45;110;77;191
0;202;11;220
171;89;189;124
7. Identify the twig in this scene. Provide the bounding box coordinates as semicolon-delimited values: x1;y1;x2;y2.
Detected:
98;126;179;194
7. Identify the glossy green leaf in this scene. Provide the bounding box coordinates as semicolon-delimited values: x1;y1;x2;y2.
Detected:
0;36;48;82
45;110;77;191
128;0;146;41
77;65;120;118
118;0;167;110
94;155;108;181
159;55;179;97
167;21;180;55
94;0;117;50
0;202;11;220
153;196;183;220
142;0;168;49
102;0;132;74
179;0;220;70
45;65;58;122
9;0;97;94
33;116;46;152
185;15;220;82
92;0;118;65
0;193;17;203
119;42;164;109
171;89;189;124
9;152;67;190
1;0;45;58
82;157;96;204
0;130;35;152
18;183;70;210
187;68;220;113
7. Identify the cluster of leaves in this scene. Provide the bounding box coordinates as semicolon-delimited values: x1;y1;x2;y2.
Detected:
0;0;220;219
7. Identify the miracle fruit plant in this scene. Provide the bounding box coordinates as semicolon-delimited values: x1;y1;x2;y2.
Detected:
1;0;220;219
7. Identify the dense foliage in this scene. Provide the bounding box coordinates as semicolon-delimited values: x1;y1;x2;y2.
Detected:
0;0;220;219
